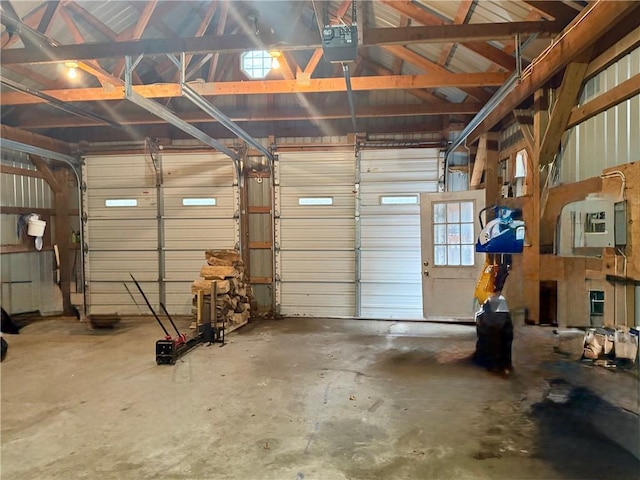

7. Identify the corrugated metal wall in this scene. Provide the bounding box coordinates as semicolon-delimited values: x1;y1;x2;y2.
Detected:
359;148;439;319
1;152;61;314
560;47;640;182
275;151;356;317
84;153;237;315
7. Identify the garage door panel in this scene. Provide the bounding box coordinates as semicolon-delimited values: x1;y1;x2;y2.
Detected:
90;281;159;315
280;218;354;250
165;282;196;315
360;250;420;282
164;252;208;282
164;218;235;249
89;251;158;281
85;155;154;187
86;188;157;218
280;282;355;317
87;219;157;249
359;148;438;320
163;186;234;217
279;250;354;282
162;153;235;187
277;151;355;317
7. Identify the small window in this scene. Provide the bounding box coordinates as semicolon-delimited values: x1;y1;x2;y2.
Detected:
105;199;137;207
182;198;216;206
380;196;418;205
298;197;333;206
585;212;606;233
241;50;274;79
589;290;605;316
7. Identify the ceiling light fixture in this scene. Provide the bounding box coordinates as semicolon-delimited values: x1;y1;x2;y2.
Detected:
65;61;79;79
270;51;282;69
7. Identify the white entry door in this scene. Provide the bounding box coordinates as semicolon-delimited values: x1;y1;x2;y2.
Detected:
420;190;485;321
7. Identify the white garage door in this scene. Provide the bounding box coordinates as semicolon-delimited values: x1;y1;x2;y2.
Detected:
84;153;237;315
359;148;439;319
276;151;356;317
162;153;238;314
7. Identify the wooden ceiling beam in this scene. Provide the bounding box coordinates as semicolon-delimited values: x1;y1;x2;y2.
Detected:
207;0;230;82
382;45;492;102
567;73;640;129
0;72;508;106
1;3;47;48
467;1;639;145
437;0;474;67
380;0;522;70
36;1;61;35
60;0;118;40
1;21;562;66
393;16;411;74
112;1;159;79
15;101;484;129
539;48;592;165
523;1;578;23
0;124;73;156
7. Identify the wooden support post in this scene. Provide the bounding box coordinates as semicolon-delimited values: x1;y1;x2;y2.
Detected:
54;169;72;314
521;88;549;324
484;133;500;206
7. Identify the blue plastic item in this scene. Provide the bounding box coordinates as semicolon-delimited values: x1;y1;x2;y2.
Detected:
475;206;525;254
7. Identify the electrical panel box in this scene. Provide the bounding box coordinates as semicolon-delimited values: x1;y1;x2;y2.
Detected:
322;25;358;63
558;194;616;256
614;201;627;246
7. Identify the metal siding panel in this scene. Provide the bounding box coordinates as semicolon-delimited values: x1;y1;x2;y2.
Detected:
278;151;356;317
360;149;438;319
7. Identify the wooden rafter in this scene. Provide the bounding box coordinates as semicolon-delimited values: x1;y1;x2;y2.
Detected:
523;1;578;23
16;101;484;129
382;45;492;102
393;16;411;74
567;73;640;130
36;1;61;35
513;109;535;157
539;48;593;166
29;155;62;193
60;0;118;40
207;0;229;82
1;3;46;48
380;0;516;71
467;1;639;145
0;72;508;106
57;6;124;87
437;0;474;67
171;1;219;82
112;0;159;79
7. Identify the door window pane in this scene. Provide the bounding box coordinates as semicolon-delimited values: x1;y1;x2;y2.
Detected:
461;245;475;266
461;223;474;244
434;224;446;245
447;245;461;265
447;203;460;223
461;202;474;222
434;246;447;265
432;200;477;266
433;203;446;223
447;224;460;244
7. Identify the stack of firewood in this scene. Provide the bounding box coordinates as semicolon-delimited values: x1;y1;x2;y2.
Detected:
191;249;252;332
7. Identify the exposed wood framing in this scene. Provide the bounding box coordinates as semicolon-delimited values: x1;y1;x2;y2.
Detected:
54;168;72;314
111;0;158;78
36;1;60;35
0;165;44;179
0;72;508;106
0;124;73;156
29;154;62;193
523;1;579;23
0;3;46;48
437;0;474;67
513;109;535;157
393;16;411;73
538;48;592;166
585;25;640;79
207;3;231;82
467;1;639;145
567;73;640;129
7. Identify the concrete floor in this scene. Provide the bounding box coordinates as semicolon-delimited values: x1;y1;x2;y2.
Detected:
1;316;639;480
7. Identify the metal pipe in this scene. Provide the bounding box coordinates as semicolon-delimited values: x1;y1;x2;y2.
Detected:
444;33;540;190
181;83;273;162
342;64;358;132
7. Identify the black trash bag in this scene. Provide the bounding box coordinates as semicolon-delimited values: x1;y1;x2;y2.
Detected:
1;337;7;362
473;294;513;373
1;307;21;334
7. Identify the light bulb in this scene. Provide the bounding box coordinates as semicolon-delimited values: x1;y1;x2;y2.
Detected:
67;67;77;79
271;57;280;69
